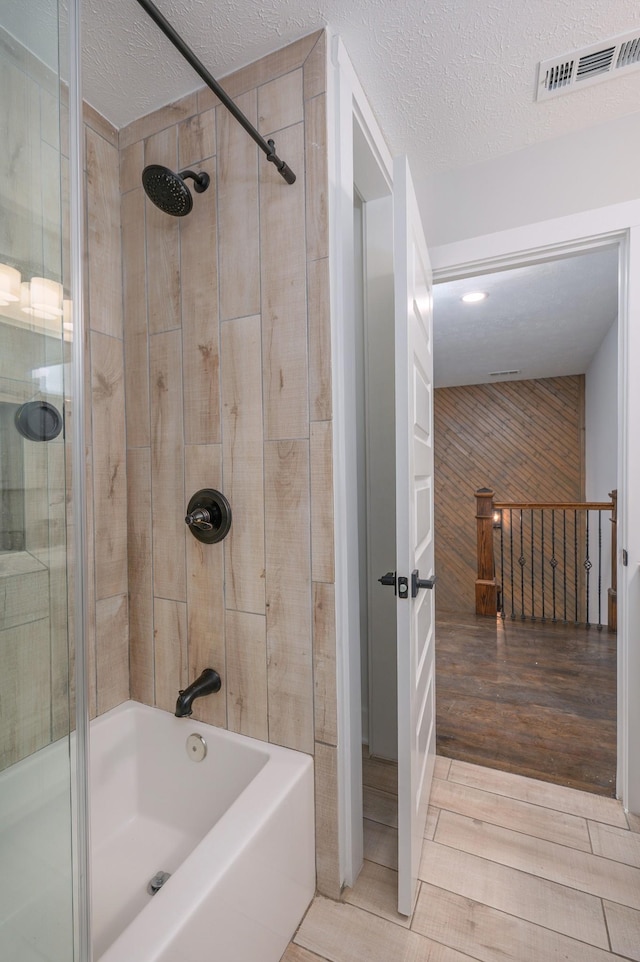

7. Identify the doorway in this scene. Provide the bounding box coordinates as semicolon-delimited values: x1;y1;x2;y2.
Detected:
431;245;620;795
352;138;437;915
351;121;399;867
330;38;640;893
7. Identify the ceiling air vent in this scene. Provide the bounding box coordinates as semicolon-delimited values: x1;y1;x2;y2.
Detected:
536;28;640;101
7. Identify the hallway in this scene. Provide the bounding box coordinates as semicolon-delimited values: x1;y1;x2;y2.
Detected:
435;609;617;795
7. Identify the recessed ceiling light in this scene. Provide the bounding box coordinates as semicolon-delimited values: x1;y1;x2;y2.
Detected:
461;291;488;304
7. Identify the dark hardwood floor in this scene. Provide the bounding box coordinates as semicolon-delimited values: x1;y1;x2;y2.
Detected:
436;608;617;796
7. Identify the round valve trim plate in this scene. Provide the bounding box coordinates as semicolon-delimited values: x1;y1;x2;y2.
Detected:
185;488;232;544
186;732;207;762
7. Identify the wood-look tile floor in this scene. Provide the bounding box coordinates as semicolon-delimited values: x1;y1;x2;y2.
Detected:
284;756;640;962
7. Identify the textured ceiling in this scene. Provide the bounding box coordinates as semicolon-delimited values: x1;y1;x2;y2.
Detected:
4;2;626;385
74;0;627;385
432;247;619;388
77;0;640;173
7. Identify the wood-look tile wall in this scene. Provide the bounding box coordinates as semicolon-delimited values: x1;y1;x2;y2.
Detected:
121;31;339;896
4;28;338;897
434;376;585;614
84;105;129;719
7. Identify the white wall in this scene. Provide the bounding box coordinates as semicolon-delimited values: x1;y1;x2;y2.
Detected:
420;111;640;249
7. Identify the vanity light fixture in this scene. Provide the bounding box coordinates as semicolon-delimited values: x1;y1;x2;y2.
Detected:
0;263;21;305
21;277;64;320
63;299;73;332
461;291;488;304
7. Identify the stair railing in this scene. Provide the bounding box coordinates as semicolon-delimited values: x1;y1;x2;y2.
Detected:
475;488;617;631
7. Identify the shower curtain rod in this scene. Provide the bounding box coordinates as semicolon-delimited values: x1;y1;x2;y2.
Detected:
134;0;296;184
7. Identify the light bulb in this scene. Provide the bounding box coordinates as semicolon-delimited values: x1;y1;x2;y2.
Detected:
0;263;21;305
29;277;63;317
63;298;73;332
21;280;58;320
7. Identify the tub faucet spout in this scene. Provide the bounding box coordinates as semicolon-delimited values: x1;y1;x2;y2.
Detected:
175;668;222;717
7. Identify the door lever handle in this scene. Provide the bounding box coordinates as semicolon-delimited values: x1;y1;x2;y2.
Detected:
411;569;436;597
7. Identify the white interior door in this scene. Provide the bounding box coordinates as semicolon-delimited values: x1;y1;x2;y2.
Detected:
394;155;437;916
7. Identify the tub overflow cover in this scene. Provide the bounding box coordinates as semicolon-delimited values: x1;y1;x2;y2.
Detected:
186;732;207;762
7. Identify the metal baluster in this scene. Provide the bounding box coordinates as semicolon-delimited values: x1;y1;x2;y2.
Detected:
551;509;557;621
540;509;546;621
597;511;603;630
510;509;515;619
530;509;535;620
499;509;505;620
519;510;526;620
585;511;591;628
562;511;567;623
574;509;579;625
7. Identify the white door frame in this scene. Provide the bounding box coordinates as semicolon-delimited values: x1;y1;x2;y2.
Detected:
330;37;640;890
430;201;640;815
328;32;395;887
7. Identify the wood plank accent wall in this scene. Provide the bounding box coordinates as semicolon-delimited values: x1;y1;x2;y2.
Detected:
434;376;585;614
120;32;339;897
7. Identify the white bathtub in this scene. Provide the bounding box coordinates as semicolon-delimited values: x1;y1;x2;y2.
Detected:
92;701;315;962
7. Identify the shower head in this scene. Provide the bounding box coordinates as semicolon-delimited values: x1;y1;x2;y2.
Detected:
141;165;210;216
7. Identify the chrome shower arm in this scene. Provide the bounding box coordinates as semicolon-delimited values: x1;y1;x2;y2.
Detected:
134;0;296;185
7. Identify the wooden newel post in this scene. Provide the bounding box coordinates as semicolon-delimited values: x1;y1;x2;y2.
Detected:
475;488;497;616
608;489;617;633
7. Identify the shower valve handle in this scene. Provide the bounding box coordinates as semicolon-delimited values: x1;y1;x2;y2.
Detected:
185;508;213;531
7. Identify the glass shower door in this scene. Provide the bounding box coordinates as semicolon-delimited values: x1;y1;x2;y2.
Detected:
0;2;77;958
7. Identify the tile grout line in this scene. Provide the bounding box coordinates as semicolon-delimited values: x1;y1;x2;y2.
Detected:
446;764;625;827
588;819;597;854
420;834;613;929
291;896;333;962
428;822;640;912
600;897;614;954
411;878;616;956
435;805;639;865
438;808;640;871
430;778;593;851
